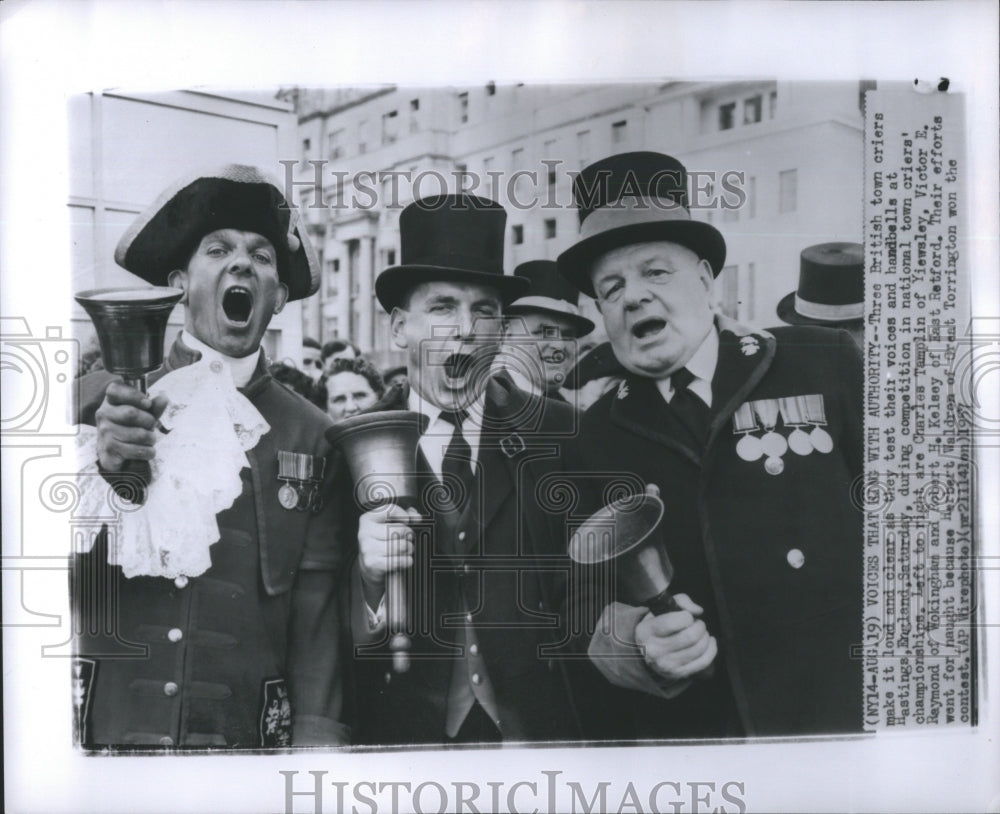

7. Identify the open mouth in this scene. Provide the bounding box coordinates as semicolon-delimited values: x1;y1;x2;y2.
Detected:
631;317;667;340
222;287;253;325
443;353;474;380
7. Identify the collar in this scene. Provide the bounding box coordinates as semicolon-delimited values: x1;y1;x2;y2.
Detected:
655;325;719;407
181;330;263;388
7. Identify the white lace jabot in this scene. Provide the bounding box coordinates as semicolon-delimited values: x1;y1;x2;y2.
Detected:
74;357;270;578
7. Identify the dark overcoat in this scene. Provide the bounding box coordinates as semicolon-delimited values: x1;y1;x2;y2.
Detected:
572;316;864;738
72;335;349;749
343;375;588;745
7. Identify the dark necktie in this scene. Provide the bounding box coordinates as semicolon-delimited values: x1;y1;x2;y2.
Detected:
669;367;710;444
439;409;474;508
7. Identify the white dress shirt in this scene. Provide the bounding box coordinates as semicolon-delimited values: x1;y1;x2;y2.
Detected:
407;388;486;479
181;330;262;388
654;326;719;408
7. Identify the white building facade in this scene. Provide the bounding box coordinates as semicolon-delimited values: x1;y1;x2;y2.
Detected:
284;81;870;366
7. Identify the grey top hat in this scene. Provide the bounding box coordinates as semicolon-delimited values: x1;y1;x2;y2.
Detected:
777;242;864;325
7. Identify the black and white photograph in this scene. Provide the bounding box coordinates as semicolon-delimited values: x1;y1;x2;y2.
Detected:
2;2;997;812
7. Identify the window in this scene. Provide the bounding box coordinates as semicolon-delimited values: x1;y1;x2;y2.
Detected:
779;169;798;213
409;98;420;133
576;130;591;169
381;110;398;145
512;225;524;245
718;102;736;131
486;81;496;96
458;91;469;124
544;218;557;239
743;95;762;125
719;264;739;319
769;90;778;119
511;147;524;169
327;129;344;159
858;79;876;112
544;139;558;188
358;120;369;154
301;138;312;167
611;120;628;144
325;258;340;298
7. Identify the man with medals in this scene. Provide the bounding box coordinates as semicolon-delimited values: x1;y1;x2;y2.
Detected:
346;194;586;745
559;152;864;738
73;166;350;748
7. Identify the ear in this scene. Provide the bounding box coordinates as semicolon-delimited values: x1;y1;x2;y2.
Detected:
167;269;189;304
389;306;409;349
697;259;714;292
273;283;289;315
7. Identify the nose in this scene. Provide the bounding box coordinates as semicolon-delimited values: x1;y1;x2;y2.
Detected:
622;276;652;310
227;245;253;275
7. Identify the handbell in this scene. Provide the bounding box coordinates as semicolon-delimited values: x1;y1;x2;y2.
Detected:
326;410;423;673
569;492;681;615
75;287;183;504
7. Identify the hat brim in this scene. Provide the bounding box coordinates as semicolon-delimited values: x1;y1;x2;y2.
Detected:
557;220;727;298
504;303;595;337
775;291;864;326
115;169;319;301
375;265;530;311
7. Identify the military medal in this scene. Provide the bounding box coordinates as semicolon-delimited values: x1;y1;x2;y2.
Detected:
803;394;834;453
779;395;814;456
752;399;787;476
277;451;326;512
732;402;763;461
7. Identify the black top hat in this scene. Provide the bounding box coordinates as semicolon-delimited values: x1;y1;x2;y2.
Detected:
557;151;727;298
375;194;528;310
505;260;595;336
776;242;864;326
562;341;626;389
114;165;319;301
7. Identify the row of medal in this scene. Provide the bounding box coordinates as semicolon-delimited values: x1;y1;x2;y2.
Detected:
732;394;834;475
277;450;326;511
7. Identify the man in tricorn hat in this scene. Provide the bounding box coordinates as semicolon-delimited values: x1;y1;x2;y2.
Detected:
500;259;595;403
559;152;863;738
776;242;865;348
347;194;586;745
74;165;349;748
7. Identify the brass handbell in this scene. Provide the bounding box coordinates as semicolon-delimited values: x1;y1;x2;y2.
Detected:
569;492;681;615
75;287;183;503
327;410;423;673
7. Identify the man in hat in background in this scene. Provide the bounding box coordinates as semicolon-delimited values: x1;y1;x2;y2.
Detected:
345;194;586;745
559;152;864;738
776;242;865;348
500;259;595;404
74;165;349;748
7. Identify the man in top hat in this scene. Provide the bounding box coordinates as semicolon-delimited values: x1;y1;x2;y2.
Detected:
74;165;349;748
776;242;865;348
344;194;586;745
500;259;595;403
559;152;863;738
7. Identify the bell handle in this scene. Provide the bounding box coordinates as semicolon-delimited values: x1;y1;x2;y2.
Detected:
644;589;681;617
114;374;152;504
387;571;410;673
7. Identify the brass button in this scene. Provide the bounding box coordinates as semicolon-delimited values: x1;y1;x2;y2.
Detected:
469;643;479;656
174;575;189;589
465;612;473;623
471;673;481;685
158;736;174;746
210;361;223;373
786;548;805;569
463;563;470;573
163;681;179;697
458;531;466;542
167;628;183;643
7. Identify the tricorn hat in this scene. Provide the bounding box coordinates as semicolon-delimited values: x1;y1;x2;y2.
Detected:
558;151;727;297
375;194;528;311
776;242;864;325
505;260;595;336
114;164;319;301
